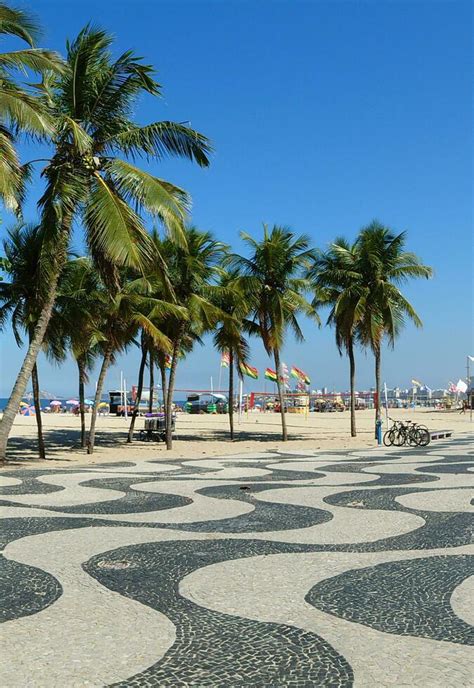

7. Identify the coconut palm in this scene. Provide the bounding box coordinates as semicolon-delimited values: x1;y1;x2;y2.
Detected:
127;330;149;443
152;227;227;449
52;257;105;447
0;2;63;210
212;270;254;440
355;221;433;424
0;26;211;460
0;223;56;457
86;269;185;454
228;225;319;441
309;238;362;437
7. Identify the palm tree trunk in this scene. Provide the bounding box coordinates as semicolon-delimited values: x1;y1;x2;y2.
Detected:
166;328;184;450
274;348;288;441
375;348;382;426
228;349;234;440
77;357;87;448
31;362;46;459
148;349;154;413
348;338;357;437
87;345;112;455
0;275;60;462
127;342;147;443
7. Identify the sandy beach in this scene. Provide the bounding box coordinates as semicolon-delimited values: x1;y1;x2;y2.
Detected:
2;407;472;467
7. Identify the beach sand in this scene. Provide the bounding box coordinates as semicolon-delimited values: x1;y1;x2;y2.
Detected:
2;407;472;467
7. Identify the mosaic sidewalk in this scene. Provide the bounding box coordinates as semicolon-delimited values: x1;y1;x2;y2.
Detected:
1;435;473;687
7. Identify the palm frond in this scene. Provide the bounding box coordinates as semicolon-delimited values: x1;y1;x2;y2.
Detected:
106;121;212;166
84;173;153;270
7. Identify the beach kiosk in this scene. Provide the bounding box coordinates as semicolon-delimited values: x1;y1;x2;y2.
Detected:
108;389;132;416
185;393;228;414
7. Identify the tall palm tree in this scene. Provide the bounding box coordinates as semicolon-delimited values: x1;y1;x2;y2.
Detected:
0;223;54;458
0;26;211;460
212;270;253;440
153;227;226;449
52;257;105;447
355;221;433;423
127;330;149;443
309;238;362;437
86;269;184;454
228;225;319;441
0;2;63;210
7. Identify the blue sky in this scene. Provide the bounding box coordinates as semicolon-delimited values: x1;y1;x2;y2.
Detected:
0;0;472;398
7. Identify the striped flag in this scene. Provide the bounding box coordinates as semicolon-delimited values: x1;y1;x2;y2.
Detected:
264;367;277;382
164;354;172;370
291;365;311;385
220;351;230;368
239;362;259;379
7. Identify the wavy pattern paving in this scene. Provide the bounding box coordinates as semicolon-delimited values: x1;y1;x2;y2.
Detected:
85;539;353;688
308;554;474;644
0;433;473;687
0;557;62;622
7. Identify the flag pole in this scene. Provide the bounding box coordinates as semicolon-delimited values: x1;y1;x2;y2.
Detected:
468;355;472;422
238;379;243;424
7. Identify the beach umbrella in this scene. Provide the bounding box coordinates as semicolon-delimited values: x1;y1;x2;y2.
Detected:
50;400;62;407
19;401;29;408
66;399;79;405
97;402;109;408
84;399;94;406
20;406;35;416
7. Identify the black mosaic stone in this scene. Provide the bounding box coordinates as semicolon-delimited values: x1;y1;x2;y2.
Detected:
416;463;474;474
0;555;62;622
307;554;474;645
31;476;192;515
85;539;353;687
323;487;474;551
171;482;333;533
0;470;64;496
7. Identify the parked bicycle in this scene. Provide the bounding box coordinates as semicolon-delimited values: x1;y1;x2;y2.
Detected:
383;418;430;447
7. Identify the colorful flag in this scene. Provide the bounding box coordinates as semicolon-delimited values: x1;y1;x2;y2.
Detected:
291;365;311;385
164;354;172;370
239;362;259;379
220;351;230;368
456;379;468;393
469;356;474;362
411;379;422;387
448;382;457;393
264;367;277;382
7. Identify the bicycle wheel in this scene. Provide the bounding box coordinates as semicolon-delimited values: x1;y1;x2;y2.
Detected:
416;427;430;446
407;427;420;446
383;429;395;446
393;428;406;446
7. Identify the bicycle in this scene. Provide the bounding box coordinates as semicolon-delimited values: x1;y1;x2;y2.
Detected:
383;418;430;447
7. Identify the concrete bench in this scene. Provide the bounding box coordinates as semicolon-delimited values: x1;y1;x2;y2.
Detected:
430;429;453;440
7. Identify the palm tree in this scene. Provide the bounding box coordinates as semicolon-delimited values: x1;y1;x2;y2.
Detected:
0;223;55;458
86;269;183;454
0;2;63;210
355;221;433;424
212;270;253;440
228;225;319;441
52;257;105;447
0;26;211;460
309;238;362;437
127;330;149;443
153;227;226;449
